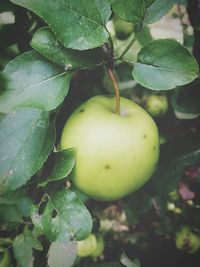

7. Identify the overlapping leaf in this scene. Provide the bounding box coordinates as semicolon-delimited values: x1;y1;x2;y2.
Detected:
145;0;175;24
10;0;111;50
0;108;55;195
31;27;105;69
39;148;76;187
0;51;72;113
48;242;77;267
132;39;199;90
31;189;92;243
13;229;42;267
110;0;144;24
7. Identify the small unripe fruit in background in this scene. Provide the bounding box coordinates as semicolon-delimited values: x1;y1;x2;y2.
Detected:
91;235;105;257
175;226;200;254
145;95;168;118
77;234;97;257
113;16;134;40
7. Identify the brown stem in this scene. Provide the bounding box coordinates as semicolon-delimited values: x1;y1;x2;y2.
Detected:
107;67;120;115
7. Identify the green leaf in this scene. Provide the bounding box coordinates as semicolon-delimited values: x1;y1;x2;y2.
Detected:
48;242;77;267
151;146;200;195
13;228;42;267
0;204;23;224
145;0;155;8
0;51;72;113
39;148;76;187
123;190;152;224
171;84;200;120
110;0;144;24
0;108;55;195
31;27;106;70
31;189;92;243
132;39;199;90
10;0;111;50
145;0;175;24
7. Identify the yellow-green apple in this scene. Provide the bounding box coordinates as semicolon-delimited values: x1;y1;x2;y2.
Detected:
61;96;159;201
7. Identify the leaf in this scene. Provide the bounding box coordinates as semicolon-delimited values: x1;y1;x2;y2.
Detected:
132;39;199;90
39;148;76;187
48;242;77;267
0;108;55;195
31;27;106;70
171;85;200;120
120;253;141;267
151;146;200;195
0;204;23;224
13;228;42;267
0;51;73;113
10;0;111;50
31;189;92;243
110;0;144;24
123;190;152;224
145;0;175;24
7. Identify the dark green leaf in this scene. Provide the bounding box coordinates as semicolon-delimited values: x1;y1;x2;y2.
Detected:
151;146;200;195
0;108;55;195
13;228;42;267
145;0;155;8
10;0;111;50
123;190;152;224
0;204;22;224
145;0;175;24
110;0;144;24
0;51;72;112
31;189;92;243
31;27;106;70
132;39;199;90
171;85;200;119
48;242;77;267
39;148;76;187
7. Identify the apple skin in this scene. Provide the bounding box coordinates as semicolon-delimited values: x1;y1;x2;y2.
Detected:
144;95;168;118
113;16;134;40
77;234;97;257
91;235;105;257
61;96;159;201
175;226;200;254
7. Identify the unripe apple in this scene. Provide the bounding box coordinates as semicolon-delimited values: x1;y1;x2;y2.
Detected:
77;233;97;257
91;235;105;257
113;16;134;40
175;226;200;254
61;96;159;201
144;95;168;118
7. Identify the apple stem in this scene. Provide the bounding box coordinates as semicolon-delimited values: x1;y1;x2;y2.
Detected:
107;67;120;115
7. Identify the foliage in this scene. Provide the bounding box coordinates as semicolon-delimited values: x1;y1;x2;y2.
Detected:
0;0;200;267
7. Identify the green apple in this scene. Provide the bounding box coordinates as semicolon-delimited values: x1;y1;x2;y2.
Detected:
91;235;105;257
61;95;159;201
77;233;97;257
144;95;168;118
113;16;134;40
175;226;200;254
0;248;11;267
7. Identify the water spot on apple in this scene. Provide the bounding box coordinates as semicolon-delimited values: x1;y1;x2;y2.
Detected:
143;134;147;138
79;109;85;113
153;146;156;150
105;164;111;170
